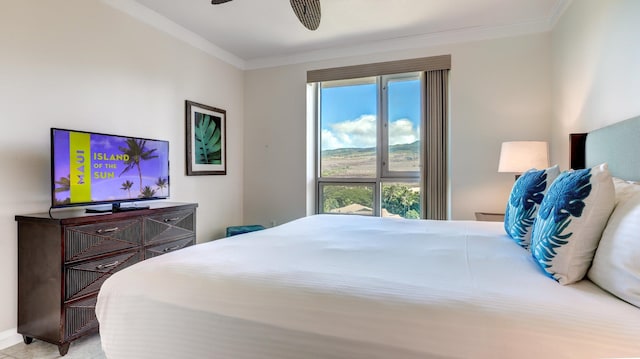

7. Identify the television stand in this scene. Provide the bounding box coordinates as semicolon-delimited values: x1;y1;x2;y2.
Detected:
114;205;150;212
85;203;150;213
15;202;197;356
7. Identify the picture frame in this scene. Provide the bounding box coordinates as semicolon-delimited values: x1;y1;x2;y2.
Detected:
185;100;227;175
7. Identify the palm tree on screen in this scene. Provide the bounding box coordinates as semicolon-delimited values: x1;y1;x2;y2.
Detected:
118;139;158;195
139;185;157;199
155;177;168;196
53;174;71;205
120;180;134;198
54;175;70;193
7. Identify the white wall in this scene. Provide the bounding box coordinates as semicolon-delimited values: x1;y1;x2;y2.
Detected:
550;0;640;168
244;33;552;226
0;0;244;343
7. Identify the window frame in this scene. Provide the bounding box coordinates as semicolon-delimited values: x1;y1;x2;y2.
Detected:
315;72;424;217
380;73;423;179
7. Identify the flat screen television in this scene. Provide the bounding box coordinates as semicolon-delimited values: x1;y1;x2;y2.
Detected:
51;128;170;212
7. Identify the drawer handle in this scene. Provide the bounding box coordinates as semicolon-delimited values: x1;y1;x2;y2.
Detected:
162;245;181;253
96;227;119;234
96;261;119;270
163;217;180;223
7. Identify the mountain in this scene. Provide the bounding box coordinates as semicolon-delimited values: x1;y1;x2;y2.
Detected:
321;141;420;177
321;141;419;157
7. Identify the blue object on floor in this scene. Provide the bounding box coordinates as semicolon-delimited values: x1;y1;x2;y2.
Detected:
226;225;265;237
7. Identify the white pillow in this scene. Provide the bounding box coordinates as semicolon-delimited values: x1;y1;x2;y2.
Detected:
588;191;640;307
612;177;640;205
503;165;560;249
530;163;615;285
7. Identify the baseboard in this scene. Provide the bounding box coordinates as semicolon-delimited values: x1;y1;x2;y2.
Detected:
0;328;22;350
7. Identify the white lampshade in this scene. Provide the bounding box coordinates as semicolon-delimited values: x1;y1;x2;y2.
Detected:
498;141;549;173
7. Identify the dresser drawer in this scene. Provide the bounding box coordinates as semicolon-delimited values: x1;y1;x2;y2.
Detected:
144;236;194;259
64;296;98;341
144;209;195;244
64;251;142;301
65;219;142;262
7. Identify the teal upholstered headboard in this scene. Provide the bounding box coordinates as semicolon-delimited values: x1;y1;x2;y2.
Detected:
583;116;640;181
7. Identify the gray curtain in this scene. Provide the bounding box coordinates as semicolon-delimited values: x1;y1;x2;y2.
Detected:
423;70;449;220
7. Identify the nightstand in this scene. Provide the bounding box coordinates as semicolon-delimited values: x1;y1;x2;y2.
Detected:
475;212;505;222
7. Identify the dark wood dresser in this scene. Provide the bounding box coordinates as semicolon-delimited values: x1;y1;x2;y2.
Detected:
15;202;198;356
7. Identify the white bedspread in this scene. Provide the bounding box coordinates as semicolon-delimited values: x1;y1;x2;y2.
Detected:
96;215;640;358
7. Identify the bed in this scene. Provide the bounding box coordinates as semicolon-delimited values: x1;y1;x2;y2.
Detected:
96;118;640;359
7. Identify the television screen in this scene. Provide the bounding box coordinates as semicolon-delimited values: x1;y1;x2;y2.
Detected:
51;128;170;209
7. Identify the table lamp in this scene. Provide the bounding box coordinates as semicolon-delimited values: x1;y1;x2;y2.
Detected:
498;141;549;180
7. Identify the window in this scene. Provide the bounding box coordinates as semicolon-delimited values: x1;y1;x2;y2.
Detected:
316;73;423;219
308;55;450;220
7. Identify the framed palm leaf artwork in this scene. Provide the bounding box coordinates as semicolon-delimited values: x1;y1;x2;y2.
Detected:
185;100;227;175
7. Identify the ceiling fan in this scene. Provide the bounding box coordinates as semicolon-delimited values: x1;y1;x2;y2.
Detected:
211;0;321;30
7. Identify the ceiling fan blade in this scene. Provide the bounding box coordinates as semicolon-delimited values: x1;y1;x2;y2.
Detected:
211;0;233;4
290;0;321;31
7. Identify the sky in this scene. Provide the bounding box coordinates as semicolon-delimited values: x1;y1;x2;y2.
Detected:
320;78;421;150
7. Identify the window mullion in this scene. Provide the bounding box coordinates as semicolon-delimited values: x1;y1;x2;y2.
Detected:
315;82;322;181
380;76;390;179
376;76;386;216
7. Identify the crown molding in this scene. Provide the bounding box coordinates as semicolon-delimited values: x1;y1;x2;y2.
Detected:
103;0;571;71
100;0;246;70
245;18;554;70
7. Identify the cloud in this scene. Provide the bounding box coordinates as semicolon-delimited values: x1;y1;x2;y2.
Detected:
323;114;377;149
322;115;419;150
388;118;420;145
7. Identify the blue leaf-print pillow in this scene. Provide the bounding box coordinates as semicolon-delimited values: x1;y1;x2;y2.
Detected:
504;165;560;249
530;163;615;285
